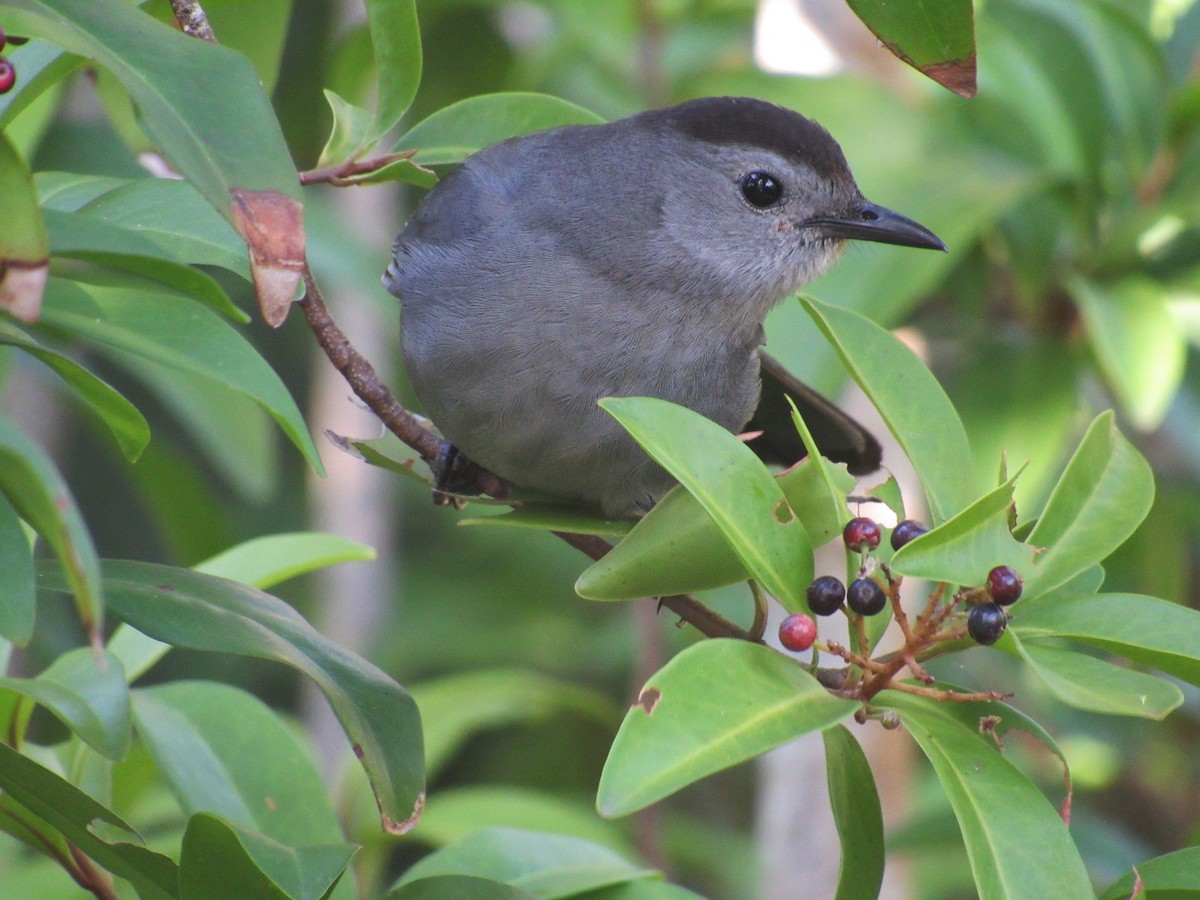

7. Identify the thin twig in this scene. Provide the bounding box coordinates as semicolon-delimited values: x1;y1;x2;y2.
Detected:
299;151;422;186
169;0;217;42
68;845;119;900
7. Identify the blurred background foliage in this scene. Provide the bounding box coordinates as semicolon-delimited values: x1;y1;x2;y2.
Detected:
6;0;1200;897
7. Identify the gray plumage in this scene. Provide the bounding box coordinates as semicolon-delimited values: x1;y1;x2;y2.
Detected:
384;97;942;517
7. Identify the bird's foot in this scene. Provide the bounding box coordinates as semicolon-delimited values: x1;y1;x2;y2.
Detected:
430;441;482;508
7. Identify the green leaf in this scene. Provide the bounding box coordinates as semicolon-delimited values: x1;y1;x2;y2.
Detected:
1015;592;1200;688
1010;634;1182;720
597;641;855;817
823;726;884;900
387;876;536;900
411;669;621;782
0;494;36;643
180;812;355;900
0;37;81;132
0;411;103;637
1070;276;1186;432
195;532;376;590
874;691;1091;899
0;741;178;899
37;559;425;834
134;682;348;852
394;93;604;166
1023;412;1154;599
786;402;858;545
318;90;376;167
845;0;976;96
1099;846;1200;899
40;274;324;475
0;648;130;759
0;130;48;322
601;397;813;612
801;297;976;523
889;477;1034;587
460;504;631;539
44;207;247;322
393;827;655;897
0;319;150;461
366;0;421;140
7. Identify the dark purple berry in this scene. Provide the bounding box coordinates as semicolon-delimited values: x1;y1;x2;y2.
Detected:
967;602;1007;645
779;613;817;652
0;59;14;95
806;575;845;616
890;519;928;551
846;577;887;616
986;565;1023;606
843;517;881;552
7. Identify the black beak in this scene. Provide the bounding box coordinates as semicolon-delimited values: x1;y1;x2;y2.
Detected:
805;202;946;252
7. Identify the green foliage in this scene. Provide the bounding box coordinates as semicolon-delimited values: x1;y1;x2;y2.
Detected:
1;0;1200;898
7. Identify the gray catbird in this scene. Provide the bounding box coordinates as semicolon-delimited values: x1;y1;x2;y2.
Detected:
384;96;944;518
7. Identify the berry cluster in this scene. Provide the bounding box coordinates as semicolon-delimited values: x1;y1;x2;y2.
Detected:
0;28;19;95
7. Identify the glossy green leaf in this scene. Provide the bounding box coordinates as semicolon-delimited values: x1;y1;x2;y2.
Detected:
786;400;857;545
1015;592;1200;688
875;691;1091;899
40;275;323;475
417;786;634;856
37;560;425;834
134;683;349;859
598;641;855;816
395;92;604;166
164;0;293;94
846;0;976;96
889;477;1034;587
388;876;536;900
366;0;421;140
179;812;355;900
1011;634;1182;720
1099;846;1200;899
577;883;704;900
0;319;150;460
1071;276;1185;431
1;0;304;311
823;726;884;900
195;532;376;590
601;397;813;612
318;90;376;167
576;455;852;600
0;411;102;637
0;494;36;643
0;131;48;322
802;297;975;523
393;827;655;897
460;504;631;539
0;741;178;899
44;208;247;322
1023;412;1154;599
0;37;80;131
0;649;130;759
411;669;621;782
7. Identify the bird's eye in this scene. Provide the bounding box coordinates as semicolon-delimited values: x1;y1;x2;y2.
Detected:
740;171;784;208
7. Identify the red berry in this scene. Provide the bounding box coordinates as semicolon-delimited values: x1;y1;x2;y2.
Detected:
0;59;15;94
846;577;887;616
986;565;1023;606
968;602;1007;645
779;613;817;652
806;575;845;616
890;519;928;551
843;517;881;552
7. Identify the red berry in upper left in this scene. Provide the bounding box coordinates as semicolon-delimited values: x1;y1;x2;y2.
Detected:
0;59;15;94
779;613;817;652
843;516;881;552
986;565;1023;606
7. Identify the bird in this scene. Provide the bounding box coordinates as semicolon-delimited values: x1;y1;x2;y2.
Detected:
383;96;945;518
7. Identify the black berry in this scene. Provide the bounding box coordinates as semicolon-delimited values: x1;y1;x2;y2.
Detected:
0;59;14;95
986;565;1023;606
967;602;1007;645
890;519;928;551
779;613;817;652
843;517;881;552
806;575;845;616
846;577;887;616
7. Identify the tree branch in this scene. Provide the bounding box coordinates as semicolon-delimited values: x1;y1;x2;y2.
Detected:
169;0;217;42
